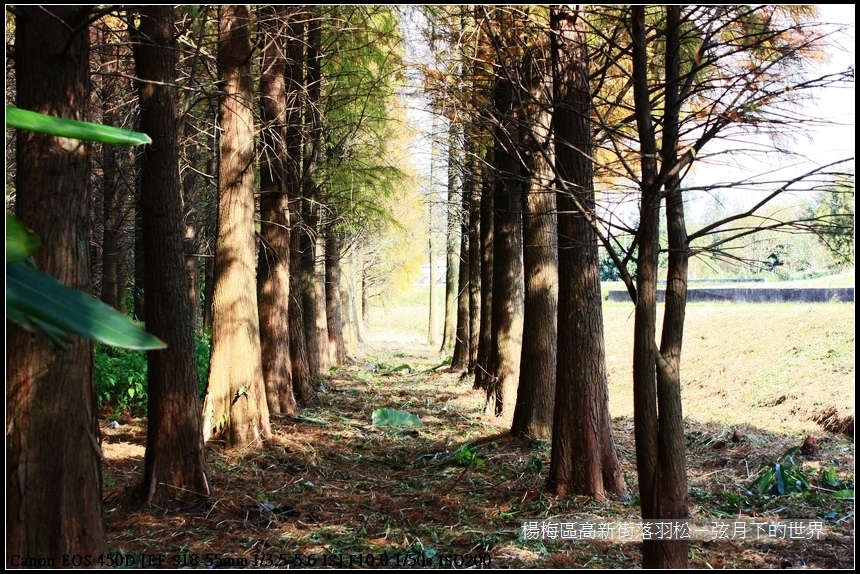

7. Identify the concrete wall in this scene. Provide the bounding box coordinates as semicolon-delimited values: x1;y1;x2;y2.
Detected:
606;287;854;303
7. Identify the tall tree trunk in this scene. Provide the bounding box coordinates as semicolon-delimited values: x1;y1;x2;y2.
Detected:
655;5;691;566
7;6;107;563
427;114;440;347
133;177;145;321
301;12;324;380
486;68;524;418
451;138;471;370
474;146;494;391
282;7;315;405
202;174;217;333
132;5;210;505
315;226;330;369
547;5;626;498
101;122;122;310
630;5;687;567
203;5;271;448
257;4;297;417
341;248;364;353
182;132;203;337
441;120;460;351
326;230;347;364
466;133;483;373
511;40;557;440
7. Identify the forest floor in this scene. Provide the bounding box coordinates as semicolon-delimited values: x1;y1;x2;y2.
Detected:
101;301;854;569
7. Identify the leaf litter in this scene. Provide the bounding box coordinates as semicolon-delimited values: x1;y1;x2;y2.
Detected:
102;339;853;568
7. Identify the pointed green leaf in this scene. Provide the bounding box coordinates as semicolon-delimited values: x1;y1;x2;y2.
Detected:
6;106;152;146
6;213;41;261
371;408;422;427
7;261;166;350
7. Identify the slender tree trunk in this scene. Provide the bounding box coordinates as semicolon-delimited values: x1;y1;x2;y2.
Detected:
100;33;122;310
466;134;483;373
257;4;297;417
342;248;364;352
315;227;330;369
655;6;691;566
427;113;440;347
203;5;271;448
132;5;210;504
7;6;107;563
451;144;471;370
474;146;494;391
133;178;145;321
182;133;203;337
202;175;217;333
362;263;371;330
101;128;122;309
289;226;316;404
630;6;684;567
547;5;626;498
326;230;347;364
283;7;315;405
301;13;324;380
441;121;460;351
511;41;557;440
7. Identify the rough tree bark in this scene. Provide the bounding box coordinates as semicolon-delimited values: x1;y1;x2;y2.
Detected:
547;5;626;498
132;5;210;505
511;36;558;440
485;64;525;418
441;120;461;351
202;5;271;448
7;6;108;563
257;5;297;417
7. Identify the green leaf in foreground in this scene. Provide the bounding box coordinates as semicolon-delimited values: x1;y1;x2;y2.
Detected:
6;212;40;262
371;408;422;427
7;261;166;350
6;106;152;146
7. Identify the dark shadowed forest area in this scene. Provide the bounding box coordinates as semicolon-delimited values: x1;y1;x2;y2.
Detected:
5;5;854;569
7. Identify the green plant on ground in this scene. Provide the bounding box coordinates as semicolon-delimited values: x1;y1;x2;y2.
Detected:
96;332;211;415
453;444;485;468
752;447;810;496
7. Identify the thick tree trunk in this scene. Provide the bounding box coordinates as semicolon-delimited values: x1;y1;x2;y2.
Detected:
547;5;625;498
257;4;297;417
486;71;524;418
511;43;557;440
132;5;210;505
7;6;107;563
203;5;271;448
